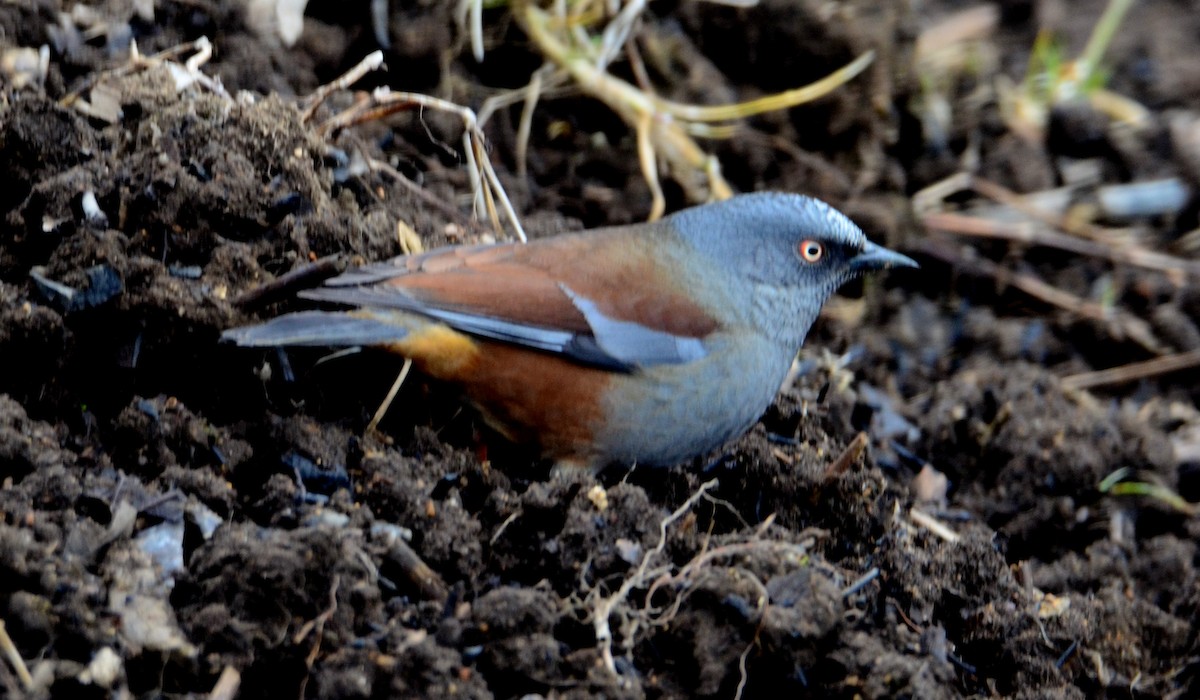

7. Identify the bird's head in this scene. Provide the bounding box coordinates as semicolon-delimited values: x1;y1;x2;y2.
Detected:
668;192;917;346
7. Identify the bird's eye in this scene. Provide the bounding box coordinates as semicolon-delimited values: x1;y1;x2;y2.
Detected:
798;240;824;263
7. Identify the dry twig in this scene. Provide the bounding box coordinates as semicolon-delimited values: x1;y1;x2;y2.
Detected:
232;256;345;309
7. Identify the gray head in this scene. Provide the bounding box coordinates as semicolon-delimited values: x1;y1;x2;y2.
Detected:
667;192;917;346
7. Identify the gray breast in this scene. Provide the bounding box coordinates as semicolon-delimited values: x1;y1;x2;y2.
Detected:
595;331;794;467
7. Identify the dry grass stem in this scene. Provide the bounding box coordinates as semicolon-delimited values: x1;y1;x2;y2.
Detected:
0;619;32;690
61;36;227;113
206;666;241;700
301;50;385;122
301;52;512;238
366;157;475;227
295;576;341;698
909;508;961;543
1062;348;1200;391
367;358;413;433
734;631;759;700
916;173;1200;281
914;5;999;60
912;170;1200;356
841;567;881;598
320;88;527;242
515;0;873;217
824;431;869;480
912;237;1166;354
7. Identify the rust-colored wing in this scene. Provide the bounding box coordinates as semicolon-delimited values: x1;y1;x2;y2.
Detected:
299;226;720;370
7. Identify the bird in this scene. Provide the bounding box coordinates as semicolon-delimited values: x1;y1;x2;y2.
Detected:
222;192;916;472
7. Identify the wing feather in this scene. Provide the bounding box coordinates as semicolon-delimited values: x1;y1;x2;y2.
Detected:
301;226;720;369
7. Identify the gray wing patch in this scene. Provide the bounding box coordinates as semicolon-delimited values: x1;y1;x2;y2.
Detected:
413;308;575;354
558;284;707;367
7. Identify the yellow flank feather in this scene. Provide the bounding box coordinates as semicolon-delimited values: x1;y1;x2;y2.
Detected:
388;323;481;378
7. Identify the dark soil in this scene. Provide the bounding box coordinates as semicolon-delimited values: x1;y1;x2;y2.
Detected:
3;0;1200;698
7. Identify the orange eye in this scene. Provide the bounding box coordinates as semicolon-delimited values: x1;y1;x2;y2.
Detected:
798;240;824;263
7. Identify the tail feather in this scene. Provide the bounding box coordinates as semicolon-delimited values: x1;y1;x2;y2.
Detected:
221;310;408;347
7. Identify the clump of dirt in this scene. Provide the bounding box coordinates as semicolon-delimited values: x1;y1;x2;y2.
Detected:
3;0;1200;698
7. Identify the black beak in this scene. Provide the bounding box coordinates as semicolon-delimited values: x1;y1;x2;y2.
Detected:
849;240;919;274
